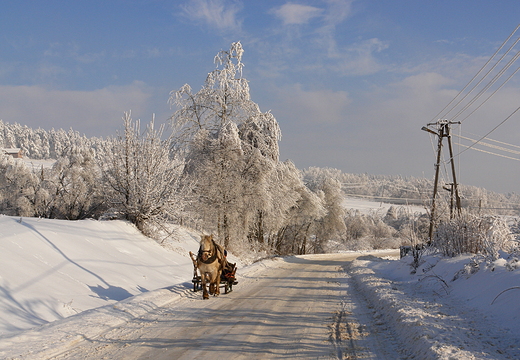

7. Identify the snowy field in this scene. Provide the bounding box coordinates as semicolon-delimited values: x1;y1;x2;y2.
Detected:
342;196;427;215
0;197;519;358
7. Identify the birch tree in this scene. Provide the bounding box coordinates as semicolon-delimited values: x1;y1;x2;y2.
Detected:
169;42;290;249
101;112;188;234
170;42;261;143
183;122;246;247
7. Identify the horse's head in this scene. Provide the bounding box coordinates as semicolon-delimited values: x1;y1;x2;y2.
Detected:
199;234;214;262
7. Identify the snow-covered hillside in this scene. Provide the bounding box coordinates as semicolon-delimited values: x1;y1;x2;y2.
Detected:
0;215;203;336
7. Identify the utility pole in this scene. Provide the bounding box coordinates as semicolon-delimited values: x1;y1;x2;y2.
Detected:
443;183;455;218
422;120;462;243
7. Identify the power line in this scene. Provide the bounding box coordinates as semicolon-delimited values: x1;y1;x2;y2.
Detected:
452;48;520;123
423;25;520;239
455;134;520;155
465;132;520;150
466;207;520;210
454;142;520;161
461;198;520;206
431;24;520;123
452;106;520;159
342;193;428;203
458;65;520;123
449;38;520;121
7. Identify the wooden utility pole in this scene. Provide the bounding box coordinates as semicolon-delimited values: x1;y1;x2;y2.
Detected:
443;183;455;218
422;120;462;243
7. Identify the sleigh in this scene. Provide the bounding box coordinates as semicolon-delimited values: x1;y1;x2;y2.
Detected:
189;251;238;294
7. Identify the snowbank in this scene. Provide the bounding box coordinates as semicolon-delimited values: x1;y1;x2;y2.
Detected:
0;285;189;359
0;215;200;337
348;254;520;359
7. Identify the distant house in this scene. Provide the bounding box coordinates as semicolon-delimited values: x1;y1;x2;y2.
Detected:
2;148;23;158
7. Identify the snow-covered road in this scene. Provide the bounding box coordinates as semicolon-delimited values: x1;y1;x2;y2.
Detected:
50;251;401;359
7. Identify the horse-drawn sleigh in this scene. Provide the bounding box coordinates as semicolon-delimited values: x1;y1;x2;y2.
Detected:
189;235;238;299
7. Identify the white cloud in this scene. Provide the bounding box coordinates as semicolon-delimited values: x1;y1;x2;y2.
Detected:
272;3;323;25
316;0;355;55
36;64;71;79
0;82;153;137
180;0;242;31
147;47;161;58
322;0;354;26
266;1;367;76
334;38;389;76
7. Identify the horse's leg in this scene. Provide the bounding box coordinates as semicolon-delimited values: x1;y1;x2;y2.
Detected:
214;270;221;296
207;273;215;297
201;273;209;300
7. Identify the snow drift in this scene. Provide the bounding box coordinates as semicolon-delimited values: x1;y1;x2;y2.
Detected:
0;215;200;336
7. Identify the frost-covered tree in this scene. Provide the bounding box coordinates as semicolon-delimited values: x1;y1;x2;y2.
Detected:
183;122;247;247
238;111;295;247
100;112;188;234
0;119;109;160
273;177;326;255
3;124;16;149
0;154;50;217
343;210;370;241
170;42;263;143
0;120;5;147
0;147;102;219
48;146;101;219
170;42;293;249
248;160;302;248
304;173;346;252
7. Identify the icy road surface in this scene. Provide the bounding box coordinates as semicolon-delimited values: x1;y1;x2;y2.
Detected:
53;251;401;359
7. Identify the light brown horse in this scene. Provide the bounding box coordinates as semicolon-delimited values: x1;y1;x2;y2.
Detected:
196;234;225;299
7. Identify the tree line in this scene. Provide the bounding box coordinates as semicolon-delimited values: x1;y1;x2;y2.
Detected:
1;42;519;257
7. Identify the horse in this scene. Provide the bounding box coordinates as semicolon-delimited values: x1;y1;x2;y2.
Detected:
196;234;225;299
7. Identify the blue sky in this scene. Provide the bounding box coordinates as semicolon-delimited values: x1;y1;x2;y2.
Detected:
1;0;520;194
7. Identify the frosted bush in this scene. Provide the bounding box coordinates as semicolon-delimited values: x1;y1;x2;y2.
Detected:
343;237;373;251
15;196;33;217
370;236;402;249
434;214;513;258
505;256;519;271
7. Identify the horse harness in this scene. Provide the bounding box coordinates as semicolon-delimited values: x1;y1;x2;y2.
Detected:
198;239;221;264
